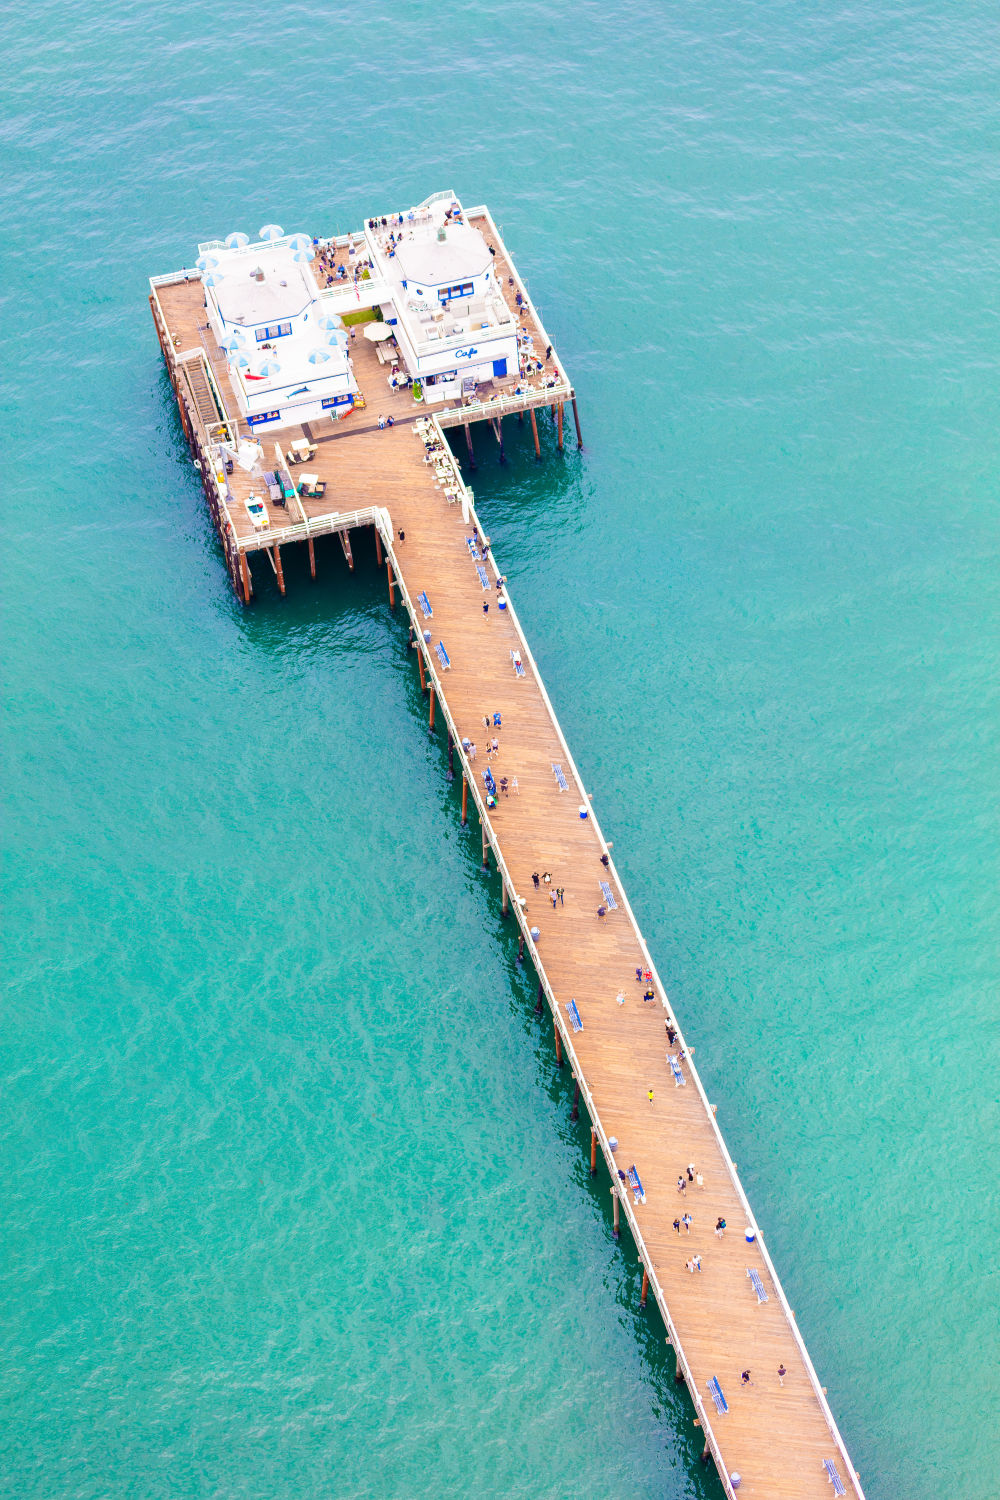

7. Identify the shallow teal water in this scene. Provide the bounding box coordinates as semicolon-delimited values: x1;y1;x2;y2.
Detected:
3;3;999;1496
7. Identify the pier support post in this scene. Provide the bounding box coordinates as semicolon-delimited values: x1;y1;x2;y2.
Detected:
273;545;285;595
641;1267;649;1308
517;934;525;963
675;1354;685;1383
535;979;544;1016
571;396;583;449
239;550;252;604
612;1188;620;1240
700;1441;710;1464
493;417;504;462
428;685;436;734
340;528;354;571
501;882;509;917
590;1128;598;1177
464;423;477;469
387;562;396;609
554;1021;563;1067
307;536;316;579
571;1079;579;1120
447;731;454;782
461;774;468;826
529;406;541;460
375;527;382;566
481;822;489;870
417;649;427;694
557;403;564;450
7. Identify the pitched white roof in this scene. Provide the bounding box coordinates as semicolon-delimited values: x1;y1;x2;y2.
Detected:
395;223;492;287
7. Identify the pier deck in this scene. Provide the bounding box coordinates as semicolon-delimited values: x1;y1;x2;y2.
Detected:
150;214;865;1500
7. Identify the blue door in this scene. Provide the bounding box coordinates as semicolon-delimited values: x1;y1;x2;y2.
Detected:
492;358;507;379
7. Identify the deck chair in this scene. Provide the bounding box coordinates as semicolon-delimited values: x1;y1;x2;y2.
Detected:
599;881;618;911
627;1165;645;1204
552;763;568;791
466;536;481;559
668;1053;686;1087
510;650;525;677
747;1268;768;1304
566;999;583;1033
435;641;451;670
476;565;490;589
823;1460;847;1496
707;1377;728;1415
418;591;432;618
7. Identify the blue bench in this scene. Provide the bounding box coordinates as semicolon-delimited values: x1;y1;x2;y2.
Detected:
465;535;481;559
552;763;568;791
627;1165;645;1203
707;1377;728;1415
823;1459;847;1496
476;564;490;590
599;880;618;911
668;1053;686;1087
747;1267;768;1304
418;590;432;618
435;641;451;670
566;999;583;1033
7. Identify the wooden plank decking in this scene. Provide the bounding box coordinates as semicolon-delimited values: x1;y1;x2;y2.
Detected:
150;215;867;1500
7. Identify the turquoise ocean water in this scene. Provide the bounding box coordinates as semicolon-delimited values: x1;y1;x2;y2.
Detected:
3;3;998;1496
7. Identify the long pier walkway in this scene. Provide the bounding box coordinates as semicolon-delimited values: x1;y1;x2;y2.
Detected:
151;216;866;1500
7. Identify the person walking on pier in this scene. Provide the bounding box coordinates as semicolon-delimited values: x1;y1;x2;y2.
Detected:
550;890;558;909
740;1370;753;1387
715;1217;727;1238
777;1364;787;1387
556;887;564;904
673;1218;681;1234
532;872;540;888
677;1176;687;1195
682;1213;692;1233
647;1088;654;1106
482;601;489;617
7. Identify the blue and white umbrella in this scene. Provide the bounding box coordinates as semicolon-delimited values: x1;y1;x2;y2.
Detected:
307;349;331;364
325;330;349;347
230;352;251;367
256;358;281;376
221;332;246;353
202;271;225;287
317;311;343;331
225;231;250;249
292;248;315;262
196;254;219;270
287;233;312;251
259;223;284;241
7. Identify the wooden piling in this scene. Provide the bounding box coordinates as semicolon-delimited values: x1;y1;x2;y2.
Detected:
571;1079;579;1120
374;527;382;566
554;1020;563;1067
417;648;427;694
239;550;252;604
641;1267;649;1308
557;402;564;450
612;1188;620;1240
464;422;476;468
273;544;285;595
481;821;489;870
590;1128;598;1177
529;406;540;459
307;535;316;579
387;562;396;609
535;979;544;1016
517;934;525;963
571;395;584;448
501;882;509;917
428;684;436;733
446;730;454;781
340;528;354;570
461;773;468;826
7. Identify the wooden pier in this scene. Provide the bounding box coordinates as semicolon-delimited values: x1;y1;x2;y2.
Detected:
150;208;866;1499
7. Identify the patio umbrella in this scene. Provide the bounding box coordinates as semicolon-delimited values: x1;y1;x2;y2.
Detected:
258;223;284;241
257;358;281;376
196;254;219;270
287;233;312;250
202;272;225;287
221;332;246;353
317;312;343;331
324;330;349;347
225;231;249;248
307;349;331;364
292;248;315;262
230;352;251;367
363;322;393;342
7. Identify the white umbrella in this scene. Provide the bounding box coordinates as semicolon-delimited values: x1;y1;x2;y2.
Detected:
196;254;218;270
259;223;284;241
203;271;224;287
231;352;251;367
292;248;315;262
221;332;246;352
317;311;343;330
363;322;393;342
257;358;280;376
287;233;312;250
225;232;249;248
307;349;331;364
